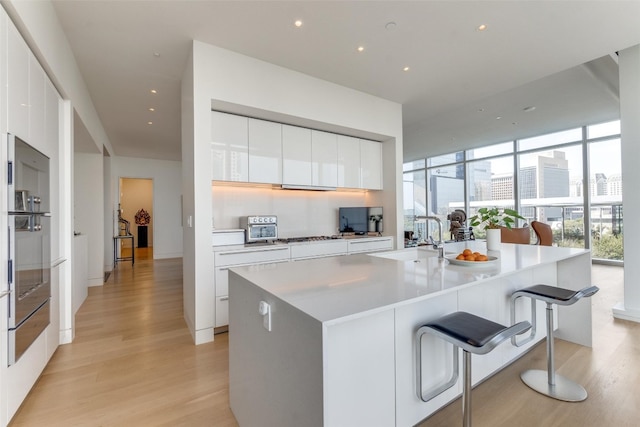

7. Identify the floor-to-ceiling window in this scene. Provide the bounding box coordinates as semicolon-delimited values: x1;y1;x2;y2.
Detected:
405;120;623;263
587;121;623;260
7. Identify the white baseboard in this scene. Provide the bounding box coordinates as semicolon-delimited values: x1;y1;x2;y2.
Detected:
612;301;640;323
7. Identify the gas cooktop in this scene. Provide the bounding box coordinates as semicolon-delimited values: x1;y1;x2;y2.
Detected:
277;235;342;244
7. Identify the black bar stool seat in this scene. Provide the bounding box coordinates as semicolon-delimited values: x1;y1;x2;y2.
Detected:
417;311;530;427
511;284;599;402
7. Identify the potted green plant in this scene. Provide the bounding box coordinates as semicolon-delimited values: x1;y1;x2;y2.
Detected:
469;207;524;230
469;207;525;250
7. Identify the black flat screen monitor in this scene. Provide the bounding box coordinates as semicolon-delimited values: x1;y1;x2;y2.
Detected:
339;207;383;234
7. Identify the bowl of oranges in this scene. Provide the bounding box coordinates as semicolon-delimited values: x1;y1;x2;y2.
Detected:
445;248;498;266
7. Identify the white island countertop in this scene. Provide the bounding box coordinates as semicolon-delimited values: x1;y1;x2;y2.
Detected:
229;240;593;427
230;240;589;325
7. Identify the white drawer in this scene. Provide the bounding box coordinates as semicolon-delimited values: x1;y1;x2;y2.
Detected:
290;240;348;260
214;245;290;267
215;295;229;327
347;237;394;254
212;229;245;246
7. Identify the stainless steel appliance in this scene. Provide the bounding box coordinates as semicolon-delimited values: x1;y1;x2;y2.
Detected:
6;133;51;366
240;215;278;243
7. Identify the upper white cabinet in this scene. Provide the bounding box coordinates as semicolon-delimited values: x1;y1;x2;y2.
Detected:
210;112;382;190
6;18;30;141
337;135;361;188
211;111;249;182
29;53;46;149
248;118;282;184
360;139;383;190
282;124;312;185
311;130;338;188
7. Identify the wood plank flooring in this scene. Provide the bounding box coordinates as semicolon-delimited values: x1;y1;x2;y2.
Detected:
8;254;638;426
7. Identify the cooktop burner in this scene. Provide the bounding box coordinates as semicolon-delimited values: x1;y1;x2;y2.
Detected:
278;235;342;243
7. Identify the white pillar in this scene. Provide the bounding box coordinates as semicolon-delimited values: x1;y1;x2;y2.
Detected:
613;44;640;322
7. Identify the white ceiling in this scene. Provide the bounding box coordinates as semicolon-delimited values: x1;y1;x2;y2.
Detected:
51;1;640;162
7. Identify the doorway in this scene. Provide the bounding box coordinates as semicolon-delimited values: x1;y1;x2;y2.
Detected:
119;178;154;261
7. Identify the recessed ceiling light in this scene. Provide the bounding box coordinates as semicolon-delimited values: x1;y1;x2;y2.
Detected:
385;22;397;31
149;107;155;112
294;19;303;27
357;46;365;52
478;108;485;112
147;121;153;125
477;24;487;31
523;106;536;112
403;66;410;72
153;52;161;57
496;116;502;120
150;89;157;94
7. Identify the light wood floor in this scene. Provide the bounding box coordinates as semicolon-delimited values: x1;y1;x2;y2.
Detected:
8;255;638;426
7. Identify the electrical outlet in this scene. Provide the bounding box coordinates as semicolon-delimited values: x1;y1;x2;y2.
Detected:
259;301;271;331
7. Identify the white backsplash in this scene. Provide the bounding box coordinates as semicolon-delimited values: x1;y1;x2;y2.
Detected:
212;185;371;237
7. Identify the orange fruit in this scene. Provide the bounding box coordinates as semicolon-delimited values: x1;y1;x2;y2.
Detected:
462;249;473;256
456;254;465;260
464;255;475;261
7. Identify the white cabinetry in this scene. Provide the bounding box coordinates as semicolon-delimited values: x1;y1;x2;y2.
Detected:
6;18;30;140
347;237;393;254
311;130;338;187
360;139;383;190
290;240;348;260
211;111;249;182
248;118;282;184
337;135;360;188
282;127;338;188
282;124;312;186
28;53;45;148
213;246;290;327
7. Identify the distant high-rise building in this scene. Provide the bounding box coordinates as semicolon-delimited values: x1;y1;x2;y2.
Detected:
607;173;622;196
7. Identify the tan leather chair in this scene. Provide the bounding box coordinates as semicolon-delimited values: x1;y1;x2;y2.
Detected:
531;221;553;246
499;225;531;244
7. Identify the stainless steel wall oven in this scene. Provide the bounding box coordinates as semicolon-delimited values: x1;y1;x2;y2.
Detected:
6;133;51;366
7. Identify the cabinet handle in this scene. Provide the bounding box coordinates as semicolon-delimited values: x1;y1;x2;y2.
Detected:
219;296;229;302
219;247;289;256
0;290;12;299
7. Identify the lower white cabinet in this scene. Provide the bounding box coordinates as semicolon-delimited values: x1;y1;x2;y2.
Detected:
290;240;348;261
213;246;291;327
347;237;393;254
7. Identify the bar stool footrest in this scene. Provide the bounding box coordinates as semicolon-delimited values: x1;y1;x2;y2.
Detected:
520;369;587;402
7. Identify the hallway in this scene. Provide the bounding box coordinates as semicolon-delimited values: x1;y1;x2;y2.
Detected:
10;253;238;426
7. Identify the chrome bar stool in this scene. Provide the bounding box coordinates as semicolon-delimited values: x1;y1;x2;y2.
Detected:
511;284;599;402
416;311;530;427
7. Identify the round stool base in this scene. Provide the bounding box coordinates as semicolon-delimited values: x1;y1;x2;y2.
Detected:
520;369;587;402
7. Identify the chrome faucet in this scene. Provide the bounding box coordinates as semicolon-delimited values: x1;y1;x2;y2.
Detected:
414;215;444;259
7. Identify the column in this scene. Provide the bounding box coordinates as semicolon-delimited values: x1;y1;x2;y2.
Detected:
613;44;640;322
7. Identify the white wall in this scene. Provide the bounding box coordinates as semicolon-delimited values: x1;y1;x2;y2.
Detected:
614;44;640;322
73;152;104;286
182;40;403;344
113;156;183;259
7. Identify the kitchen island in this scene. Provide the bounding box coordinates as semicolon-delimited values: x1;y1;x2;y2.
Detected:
228;241;592;426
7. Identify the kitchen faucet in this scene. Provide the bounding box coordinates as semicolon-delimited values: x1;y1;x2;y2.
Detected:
414;215;444;259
